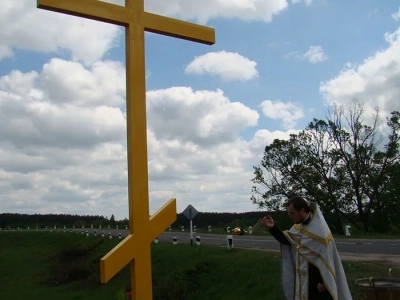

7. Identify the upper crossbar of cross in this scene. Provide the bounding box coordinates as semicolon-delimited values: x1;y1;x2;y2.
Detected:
38;0;215;45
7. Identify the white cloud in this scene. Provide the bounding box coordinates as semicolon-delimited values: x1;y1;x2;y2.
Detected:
284;45;328;64
185;51;259;81
291;0;313;5
144;0;290;24
392;7;400;21
0;58;299;219
260;100;305;129
0;59;127;149
0;0;121;65
1;0;312;66
303;46;329;63
319;27;400;120
147;86;259;145
0;0;315;220
104;0;293;24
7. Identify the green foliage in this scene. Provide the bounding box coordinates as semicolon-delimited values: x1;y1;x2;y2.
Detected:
115;287;127;300
251;100;400;233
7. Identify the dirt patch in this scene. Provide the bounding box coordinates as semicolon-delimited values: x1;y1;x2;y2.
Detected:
47;240;104;285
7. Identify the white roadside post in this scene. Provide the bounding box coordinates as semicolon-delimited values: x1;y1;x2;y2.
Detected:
249;226;253;235
154;237;159;244
227;235;233;250
227;226;231;233
345;225;351;236
208;225;212;232
173;237;178;245
195;236;201;246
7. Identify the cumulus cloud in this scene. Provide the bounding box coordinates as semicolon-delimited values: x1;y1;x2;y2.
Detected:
0;60;127;150
0;58;298;219
260;100;305;129
0;0;315;219
1;0;311;66
284;45;328;64
147;87;259;144
319;27;400;120
303;46;329;63
0;0;121;65
291;0;313;5
392;7;400;21
185;51;259;81
144;0;290;24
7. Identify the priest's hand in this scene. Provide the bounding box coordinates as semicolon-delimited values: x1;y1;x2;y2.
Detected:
263;215;274;228
317;283;327;292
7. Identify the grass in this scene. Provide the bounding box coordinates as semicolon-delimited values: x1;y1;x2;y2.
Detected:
0;231;397;299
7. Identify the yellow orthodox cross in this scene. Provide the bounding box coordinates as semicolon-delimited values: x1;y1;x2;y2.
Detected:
37;0;215;299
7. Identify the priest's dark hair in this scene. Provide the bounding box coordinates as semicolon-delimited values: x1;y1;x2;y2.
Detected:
286;195;310;213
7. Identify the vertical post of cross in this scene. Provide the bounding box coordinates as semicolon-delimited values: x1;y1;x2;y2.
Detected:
36;0;215;299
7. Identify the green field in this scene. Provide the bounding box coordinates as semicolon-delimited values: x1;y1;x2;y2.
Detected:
0;232;395;299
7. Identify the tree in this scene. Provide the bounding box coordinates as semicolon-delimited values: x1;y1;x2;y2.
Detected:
251;100;400;233
110;214;116;224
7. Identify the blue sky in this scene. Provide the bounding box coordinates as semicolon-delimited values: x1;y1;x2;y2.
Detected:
1;0;400;218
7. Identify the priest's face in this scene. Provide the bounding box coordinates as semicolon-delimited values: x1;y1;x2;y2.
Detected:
287;204;308;224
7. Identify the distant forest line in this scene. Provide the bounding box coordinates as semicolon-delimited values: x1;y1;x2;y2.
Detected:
0;211;395;235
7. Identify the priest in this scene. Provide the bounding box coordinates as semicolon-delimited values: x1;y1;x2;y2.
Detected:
263;196;352;300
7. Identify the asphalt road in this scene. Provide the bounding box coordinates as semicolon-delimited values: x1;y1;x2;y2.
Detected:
40;228;400;255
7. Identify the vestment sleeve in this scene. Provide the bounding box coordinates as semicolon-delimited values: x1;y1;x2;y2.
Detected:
268;225;291;245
